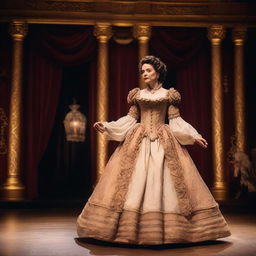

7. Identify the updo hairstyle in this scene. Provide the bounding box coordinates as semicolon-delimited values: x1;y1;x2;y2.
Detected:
139;55;167;84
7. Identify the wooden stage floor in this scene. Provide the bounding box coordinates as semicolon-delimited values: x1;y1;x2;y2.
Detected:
0;207;255;256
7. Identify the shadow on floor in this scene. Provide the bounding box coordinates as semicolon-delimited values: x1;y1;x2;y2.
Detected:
75;237;233;255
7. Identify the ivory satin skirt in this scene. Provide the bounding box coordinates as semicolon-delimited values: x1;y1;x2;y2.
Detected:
77;125;231;244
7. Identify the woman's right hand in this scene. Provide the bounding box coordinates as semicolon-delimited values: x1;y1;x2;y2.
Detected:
93;122;106;133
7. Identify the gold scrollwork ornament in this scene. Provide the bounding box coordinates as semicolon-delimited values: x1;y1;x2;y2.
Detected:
207;25;226;45
94;24;113;43
133;24;151;42
9;21;28;41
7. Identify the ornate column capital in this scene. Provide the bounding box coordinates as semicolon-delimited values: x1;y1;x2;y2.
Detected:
232;26;247;46
9;21;28;41
133;24;151;43
207;25;226;46
94;23;113;43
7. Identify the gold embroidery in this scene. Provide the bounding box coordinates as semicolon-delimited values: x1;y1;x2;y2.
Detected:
158;125;192;216
168;105;180;119
111;124;146;211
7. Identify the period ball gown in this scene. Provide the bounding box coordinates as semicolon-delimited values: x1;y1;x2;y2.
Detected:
77;87;231;245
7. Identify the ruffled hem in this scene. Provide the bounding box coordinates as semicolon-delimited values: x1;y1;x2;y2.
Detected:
77;203;231;245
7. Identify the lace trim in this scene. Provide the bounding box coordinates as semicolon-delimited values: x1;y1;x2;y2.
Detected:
127;88;181;106
111;124;145;211
158;125;192;216
127;105;139;120
168;105;180;119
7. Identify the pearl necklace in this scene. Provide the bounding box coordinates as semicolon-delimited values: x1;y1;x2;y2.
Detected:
147;84;162;94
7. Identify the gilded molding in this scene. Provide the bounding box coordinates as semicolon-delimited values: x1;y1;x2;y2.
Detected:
152;4;208;15
24;1;209;15
0;108;8;155
0;1;255;27
25;0;94;11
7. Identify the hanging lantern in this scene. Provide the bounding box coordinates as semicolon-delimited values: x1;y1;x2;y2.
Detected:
64;101;86;142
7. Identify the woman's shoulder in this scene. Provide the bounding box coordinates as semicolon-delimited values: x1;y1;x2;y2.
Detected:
127;88;140;104
168;87;181;105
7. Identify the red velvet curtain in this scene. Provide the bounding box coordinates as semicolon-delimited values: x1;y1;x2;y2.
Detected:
245;29;256;152
150;27;213;185
0;24;11;186
25;25;96;198
108;40;138;155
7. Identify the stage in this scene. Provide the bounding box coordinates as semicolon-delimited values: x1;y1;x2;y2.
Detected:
0;204;255;256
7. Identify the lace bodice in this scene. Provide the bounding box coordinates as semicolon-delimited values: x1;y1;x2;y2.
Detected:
137;89;169;140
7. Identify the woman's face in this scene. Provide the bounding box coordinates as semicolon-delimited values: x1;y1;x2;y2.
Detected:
141;63;159;87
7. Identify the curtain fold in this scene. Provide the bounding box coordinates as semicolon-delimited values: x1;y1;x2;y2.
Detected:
108;40;138;156
150;27;205;69
25;25;96;198
33;27;96;65
0;24;12;186
25;50;62;197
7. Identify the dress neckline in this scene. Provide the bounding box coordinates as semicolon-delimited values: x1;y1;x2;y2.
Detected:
137;88;169;103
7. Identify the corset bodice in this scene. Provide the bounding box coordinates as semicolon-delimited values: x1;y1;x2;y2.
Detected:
137;97;169;141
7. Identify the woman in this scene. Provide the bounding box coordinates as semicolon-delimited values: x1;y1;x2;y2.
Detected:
77;56;231;245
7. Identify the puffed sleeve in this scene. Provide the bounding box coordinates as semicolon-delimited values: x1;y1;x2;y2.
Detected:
102;88;140;142
168;88;202;145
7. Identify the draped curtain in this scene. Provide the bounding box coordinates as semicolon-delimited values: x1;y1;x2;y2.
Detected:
0;24;11;186
150;27;213;185
245;29;256;151
108;40;139;155
24;25;96;198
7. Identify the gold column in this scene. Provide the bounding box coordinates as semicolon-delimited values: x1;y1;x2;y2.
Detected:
1;21;27;200
207;25;228;201
94;23;112;181
232;26;247;153
133;24;151;89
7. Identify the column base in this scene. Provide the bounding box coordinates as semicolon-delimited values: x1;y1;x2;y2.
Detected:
0;177;25;201
211;182;229;201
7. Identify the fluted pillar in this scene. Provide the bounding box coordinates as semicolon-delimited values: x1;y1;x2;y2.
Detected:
94;23;112;181
207;25;228;201
1;21;27;200
133;24;151;88
232;26;247;153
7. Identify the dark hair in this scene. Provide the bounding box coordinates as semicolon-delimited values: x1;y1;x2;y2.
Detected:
139;55;167;84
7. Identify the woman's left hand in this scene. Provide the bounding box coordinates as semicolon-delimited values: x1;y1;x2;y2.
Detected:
195;137;208;148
